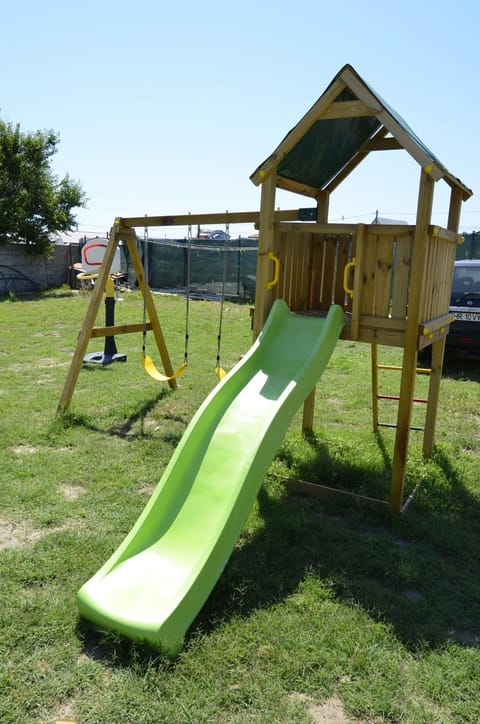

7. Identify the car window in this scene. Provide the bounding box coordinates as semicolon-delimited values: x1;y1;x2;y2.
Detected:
452;265;480;295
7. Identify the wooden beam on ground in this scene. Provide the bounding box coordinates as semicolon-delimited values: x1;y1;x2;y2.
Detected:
283;476;390;509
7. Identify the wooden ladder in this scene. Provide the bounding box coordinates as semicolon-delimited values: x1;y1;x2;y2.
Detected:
371;344;432;432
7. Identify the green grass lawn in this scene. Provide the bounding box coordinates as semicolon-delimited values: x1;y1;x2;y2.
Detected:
0;288;479;723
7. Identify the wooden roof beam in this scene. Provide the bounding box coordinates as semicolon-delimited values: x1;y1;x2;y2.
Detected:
275;176;321;198
320;99;378;119
366;136;403;151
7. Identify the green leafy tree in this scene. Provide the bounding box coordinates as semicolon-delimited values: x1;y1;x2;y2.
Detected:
0;117;86;255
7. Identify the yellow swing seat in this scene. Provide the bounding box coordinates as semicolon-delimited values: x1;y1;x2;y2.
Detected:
214;366;226;380
141;353;187;382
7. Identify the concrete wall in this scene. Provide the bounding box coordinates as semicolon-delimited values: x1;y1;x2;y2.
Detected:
0;242;80;294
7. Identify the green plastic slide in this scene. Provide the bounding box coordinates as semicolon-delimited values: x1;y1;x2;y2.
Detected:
77;300;345;653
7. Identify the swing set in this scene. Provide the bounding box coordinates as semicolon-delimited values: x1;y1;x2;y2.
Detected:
57;214;237;414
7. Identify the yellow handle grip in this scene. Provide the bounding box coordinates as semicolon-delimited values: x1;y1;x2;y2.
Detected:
343;257;356;299
267;251;280;289
76;271;98;280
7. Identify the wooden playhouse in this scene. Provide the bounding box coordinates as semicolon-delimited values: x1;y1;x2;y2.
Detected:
250;64;472;512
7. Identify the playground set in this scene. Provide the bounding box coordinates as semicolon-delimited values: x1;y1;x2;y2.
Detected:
60;65;472;651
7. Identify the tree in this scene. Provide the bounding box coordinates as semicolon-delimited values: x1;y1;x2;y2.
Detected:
0;117;87;255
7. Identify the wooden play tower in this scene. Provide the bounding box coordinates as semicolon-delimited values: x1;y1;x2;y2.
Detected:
250;64;472;512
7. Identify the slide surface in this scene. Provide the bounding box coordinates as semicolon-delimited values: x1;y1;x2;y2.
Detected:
77;300;345;653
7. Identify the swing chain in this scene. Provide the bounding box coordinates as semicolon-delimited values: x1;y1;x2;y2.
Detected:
215;218;229;378
184;220;192;366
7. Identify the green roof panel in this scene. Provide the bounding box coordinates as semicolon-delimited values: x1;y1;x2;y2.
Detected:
277;113;381;190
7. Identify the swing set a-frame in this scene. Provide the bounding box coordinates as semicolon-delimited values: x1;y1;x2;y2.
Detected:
56;212;261;415
57;221;178;415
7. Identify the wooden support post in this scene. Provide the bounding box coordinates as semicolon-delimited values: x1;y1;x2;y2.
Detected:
123;231;177;390
350;223;366;340
57;228;122;414
423;185;463;457
253;172;277;340
302;190;330;433
371;343;379;432
302;392;316;434
447;185;464;233
423;336;445;456
390;169;434;513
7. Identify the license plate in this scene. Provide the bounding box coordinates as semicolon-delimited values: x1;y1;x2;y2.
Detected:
453;311;480;322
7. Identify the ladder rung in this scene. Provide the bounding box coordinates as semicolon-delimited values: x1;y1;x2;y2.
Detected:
378;422;425;431
376;363;431;376
377;394;428;404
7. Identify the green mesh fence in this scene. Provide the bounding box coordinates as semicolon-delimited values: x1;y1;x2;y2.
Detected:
123;238;258;300
456;232;479;261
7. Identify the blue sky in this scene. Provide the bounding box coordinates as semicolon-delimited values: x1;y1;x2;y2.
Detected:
2;0;479;237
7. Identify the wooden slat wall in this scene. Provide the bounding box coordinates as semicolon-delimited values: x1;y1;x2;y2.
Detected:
391;234;412;318
320;237;337;309
308;233;324;307
334;236;352;309
374;235;394;316
355;230;413;321
269;224;456;348
360;232;377;316
272;230;353;313
419;233;456;322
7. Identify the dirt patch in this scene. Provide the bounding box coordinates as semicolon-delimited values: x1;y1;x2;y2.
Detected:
11;444;38;455
289;693;354;723
51;696;77;723
308;696;353;723
0;518;70;551
288;692;382;723
0;519;43;551
60;483;85;500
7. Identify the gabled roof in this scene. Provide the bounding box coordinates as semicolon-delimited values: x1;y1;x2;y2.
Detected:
250;64;472;201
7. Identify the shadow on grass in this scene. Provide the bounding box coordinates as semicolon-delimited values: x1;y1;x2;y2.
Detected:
76;434;479;667
420;349;480;382
194;438;480;653
56;389;170;439
441;354;480;382
76;620;177;670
